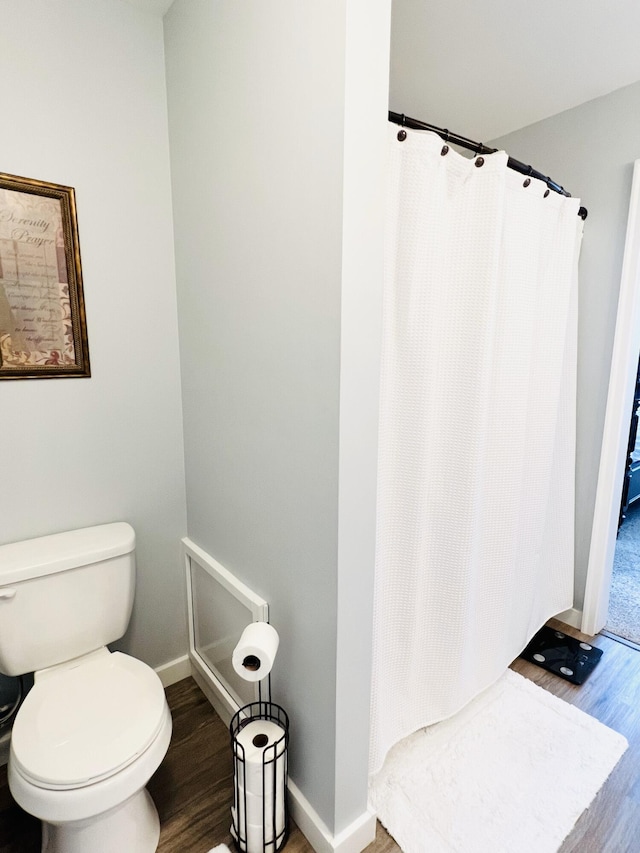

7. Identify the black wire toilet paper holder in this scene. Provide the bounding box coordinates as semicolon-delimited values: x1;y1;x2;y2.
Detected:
230;671;290;853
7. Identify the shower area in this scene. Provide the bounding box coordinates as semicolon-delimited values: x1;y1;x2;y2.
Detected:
369;115;585;777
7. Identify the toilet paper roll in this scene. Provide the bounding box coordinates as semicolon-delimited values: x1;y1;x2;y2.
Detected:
233;789;285;841
232;717;287;853
232;622;280;682
231;812;283;853
234;719;286;798
234;785;284;840
236;761;286;808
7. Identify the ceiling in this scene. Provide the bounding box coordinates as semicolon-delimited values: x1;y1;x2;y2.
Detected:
390;0;640;141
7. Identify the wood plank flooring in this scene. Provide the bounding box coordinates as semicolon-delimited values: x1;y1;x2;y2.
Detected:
1;619;639;852
512;619;640;853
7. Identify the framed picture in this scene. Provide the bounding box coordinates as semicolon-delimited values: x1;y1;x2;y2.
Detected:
0;172;90;379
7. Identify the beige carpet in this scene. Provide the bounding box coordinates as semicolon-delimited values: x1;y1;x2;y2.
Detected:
607;503;640;645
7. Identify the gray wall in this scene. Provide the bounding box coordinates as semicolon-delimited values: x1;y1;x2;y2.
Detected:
164;0;390;833
164;0;344;828
2;0;390;834
0;0;188;667
492;81;640;610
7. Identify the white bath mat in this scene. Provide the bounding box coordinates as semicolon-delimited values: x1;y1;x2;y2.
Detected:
370;669;627;853
206;845;231;853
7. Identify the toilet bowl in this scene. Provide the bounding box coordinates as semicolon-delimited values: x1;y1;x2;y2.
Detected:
0;523;173;853
8;648;172;853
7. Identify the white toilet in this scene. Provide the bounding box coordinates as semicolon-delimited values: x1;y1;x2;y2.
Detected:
0;522;172;853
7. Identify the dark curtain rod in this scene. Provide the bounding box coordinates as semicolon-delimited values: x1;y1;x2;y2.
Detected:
389;111;588;221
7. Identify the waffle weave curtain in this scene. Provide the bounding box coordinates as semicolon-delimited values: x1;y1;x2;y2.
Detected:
370;125;584;775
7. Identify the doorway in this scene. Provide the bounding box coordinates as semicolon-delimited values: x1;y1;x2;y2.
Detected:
606;366;640;646
583;159;640;636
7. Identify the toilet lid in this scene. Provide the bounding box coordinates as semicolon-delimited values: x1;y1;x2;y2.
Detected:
11;652;167;789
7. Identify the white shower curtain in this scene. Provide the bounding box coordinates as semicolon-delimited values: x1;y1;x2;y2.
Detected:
370;126;584;776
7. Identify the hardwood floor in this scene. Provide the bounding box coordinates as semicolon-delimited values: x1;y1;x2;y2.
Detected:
0;620;639;852
512;619;640;853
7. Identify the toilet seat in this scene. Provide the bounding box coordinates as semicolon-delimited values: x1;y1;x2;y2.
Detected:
9;702;172;825
11;651;166;790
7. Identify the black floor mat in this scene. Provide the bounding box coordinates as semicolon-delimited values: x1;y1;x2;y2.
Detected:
520;625;603;685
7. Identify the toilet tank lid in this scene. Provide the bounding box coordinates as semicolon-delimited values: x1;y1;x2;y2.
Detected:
0;523;135;585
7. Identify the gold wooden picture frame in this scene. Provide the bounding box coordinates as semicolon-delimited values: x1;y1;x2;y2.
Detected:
0;172;90;379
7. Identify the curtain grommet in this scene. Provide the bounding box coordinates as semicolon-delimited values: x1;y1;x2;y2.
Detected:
523;178;531;188
475;157;485;168
441;145;449;156
397;129;407;142
544;189;550;198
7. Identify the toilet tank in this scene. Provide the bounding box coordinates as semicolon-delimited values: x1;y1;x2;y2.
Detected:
0;523;136;676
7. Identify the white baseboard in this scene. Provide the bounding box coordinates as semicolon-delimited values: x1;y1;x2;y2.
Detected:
554;607;584;632
189;653;236;726
155;653;192;688
288;778;376;853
